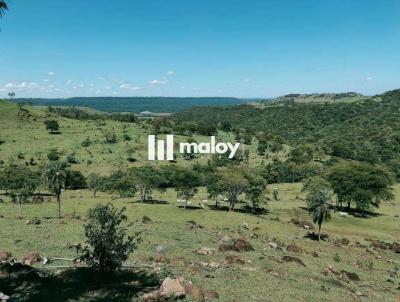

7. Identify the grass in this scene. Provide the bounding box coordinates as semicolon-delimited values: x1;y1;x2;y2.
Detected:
0;184;399;301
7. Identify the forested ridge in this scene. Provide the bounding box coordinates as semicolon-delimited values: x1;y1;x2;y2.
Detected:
171;89;400;166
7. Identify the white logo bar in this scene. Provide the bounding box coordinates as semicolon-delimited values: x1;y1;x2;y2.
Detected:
148;135;174;161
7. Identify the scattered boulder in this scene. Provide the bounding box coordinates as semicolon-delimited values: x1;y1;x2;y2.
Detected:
194;247;215;256
340;270;360;282
187;220;203;229
185;284;203;301
370;240;400;253
219;238;254;252
156;245;166;254
0;251;11;261
281;256;306;267
25;218;41;225
334;238;350;246
0;292;10;301
286;244;303;253
224;255;245;265
159;277;186;298
268;241;278;249
290;218;314;230
22;252;42;265
220;235;231;242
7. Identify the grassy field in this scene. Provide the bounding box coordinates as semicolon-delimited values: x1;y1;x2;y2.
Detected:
0;101;399;301
0;184;399;301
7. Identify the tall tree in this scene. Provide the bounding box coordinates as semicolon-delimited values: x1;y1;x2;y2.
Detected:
245;169;267;213
217;167;249;211
172;167;200;209
307;189;332;241
128;165;162;202
44;161;68;219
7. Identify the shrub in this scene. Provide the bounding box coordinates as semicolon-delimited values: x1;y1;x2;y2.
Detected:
77;203;140;272
81;138;92;147
47;149;60;161
65;170;87;189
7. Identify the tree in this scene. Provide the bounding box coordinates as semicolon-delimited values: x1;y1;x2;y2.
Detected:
328;162;394;211
45;120;60;134
105;170;136;198
8;92;15;99
87;173;104;197
77;203;140;273
1;165;39;217
44;161;68;219
217;167;249;211
128;166;163;202
245;170;267;213
172;167;201;209
307;189;332;241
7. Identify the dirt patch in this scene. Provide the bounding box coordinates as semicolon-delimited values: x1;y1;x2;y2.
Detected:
0;251;11;261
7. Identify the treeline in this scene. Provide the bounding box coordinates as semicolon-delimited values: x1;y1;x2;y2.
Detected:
163;89;400;174
47;106;138;123
0;147;394;217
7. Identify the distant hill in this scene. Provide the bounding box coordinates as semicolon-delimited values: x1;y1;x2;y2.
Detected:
170;89;400;167
11;97;246;113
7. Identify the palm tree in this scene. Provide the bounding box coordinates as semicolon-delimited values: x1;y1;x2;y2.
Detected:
0;1;8;18
307;189;332;241
45;161;68;219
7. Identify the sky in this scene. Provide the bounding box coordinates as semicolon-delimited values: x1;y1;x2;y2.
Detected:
0;0;399;98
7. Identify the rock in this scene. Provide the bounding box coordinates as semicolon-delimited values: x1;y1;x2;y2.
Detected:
281;256;306;267
0;292;10;301
142;290;160;301
159;277;186;298
194;247;215;256
340;270;360;282
290;218;314;230
224;255;245;265
286;244;303;253
0;251;11;261
219;238;254;252
22;252;42;265
142;215;152;224
199;261;221;270
203;290;219;300
220;235;231;242
334;238;350;246
242;222;249;229
25;218;41;225
268;242;278;249
185;284;204;301
156;245;166;254
187;220;203;229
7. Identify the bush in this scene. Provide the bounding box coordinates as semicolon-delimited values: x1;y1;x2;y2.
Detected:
81;138;92;147
77;203;140;272
65;170;87;189
47;149;60;161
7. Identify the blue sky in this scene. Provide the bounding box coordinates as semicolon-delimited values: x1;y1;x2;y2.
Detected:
0;0;399;98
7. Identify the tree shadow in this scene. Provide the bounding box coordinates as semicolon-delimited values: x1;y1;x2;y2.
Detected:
177;205;203;210
0;264;160;302
207;204;269;215
304;232;329;241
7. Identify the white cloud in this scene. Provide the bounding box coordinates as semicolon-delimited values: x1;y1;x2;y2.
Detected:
243;78;252;83
364;76;373;81
119;83;141;90
149;79;168;85
47;71;56;76
166;70;175;76
3;81;39;91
